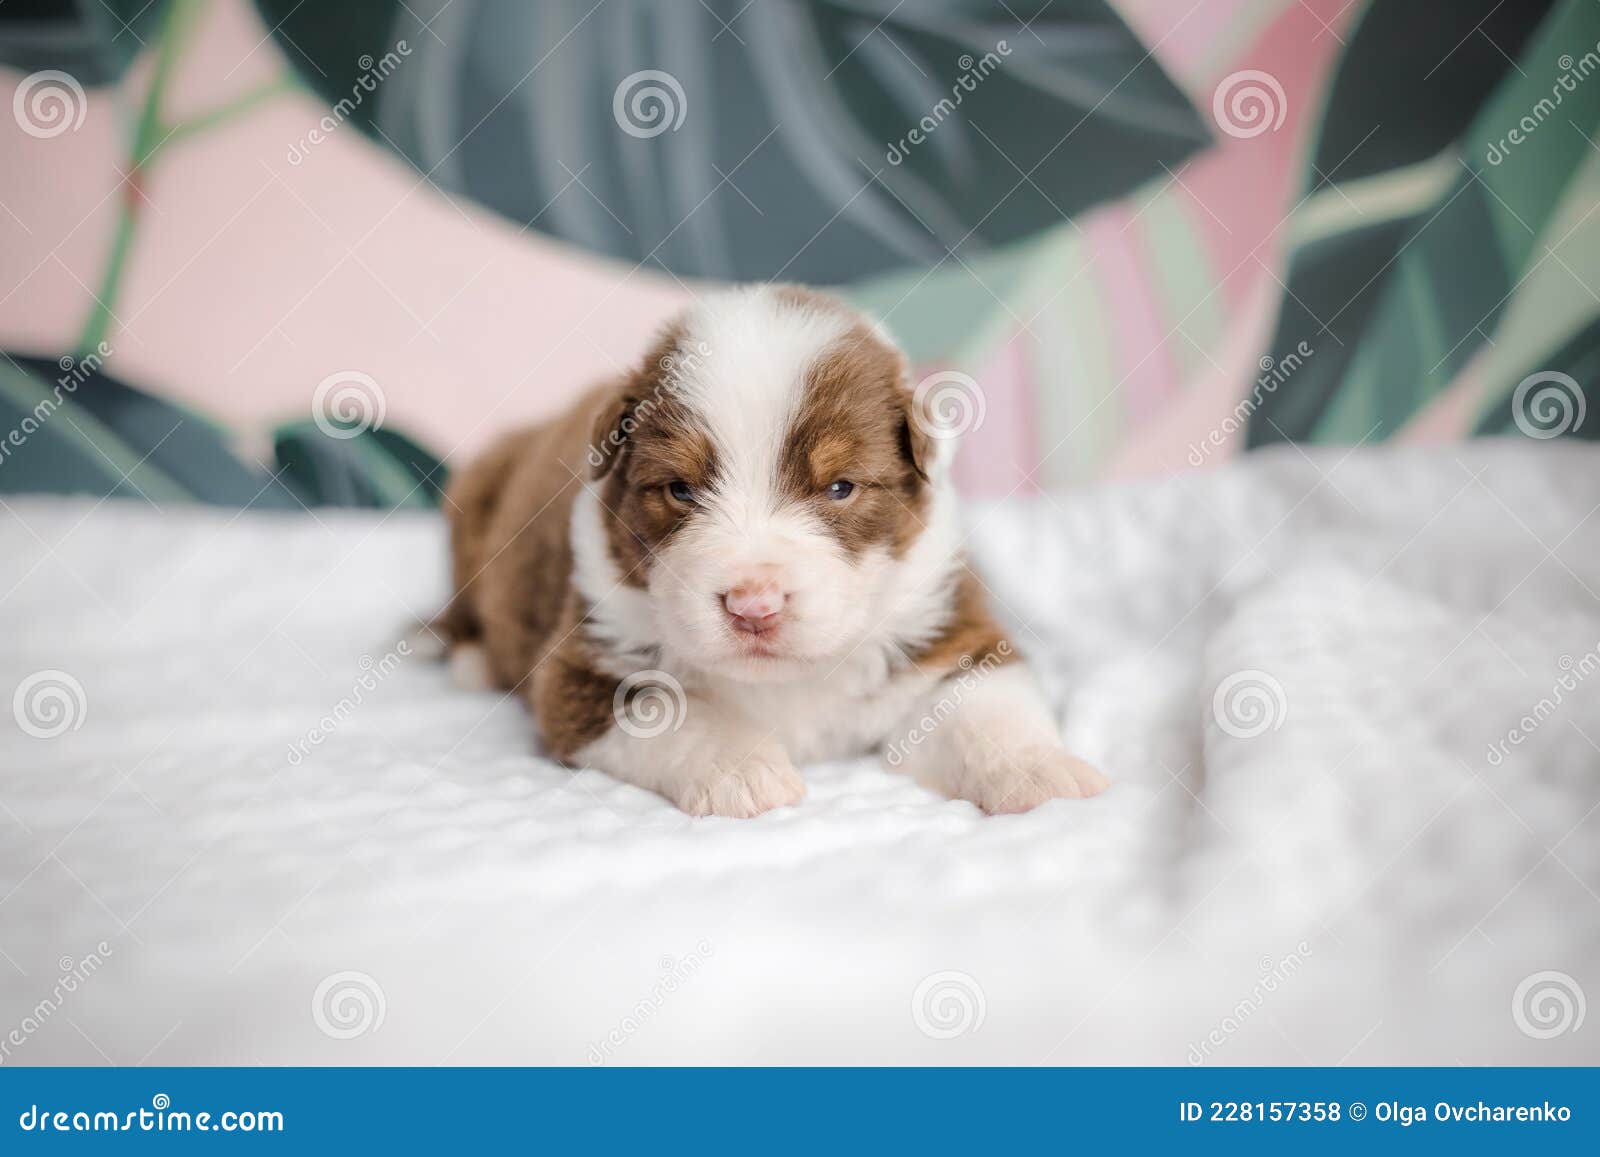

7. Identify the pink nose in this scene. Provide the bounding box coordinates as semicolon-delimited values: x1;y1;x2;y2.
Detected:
722;571;786;633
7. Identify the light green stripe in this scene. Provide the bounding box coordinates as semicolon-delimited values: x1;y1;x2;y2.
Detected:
1287;151;1458;249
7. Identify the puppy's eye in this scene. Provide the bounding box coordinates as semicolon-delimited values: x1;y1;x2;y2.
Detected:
825;480;855;501
667;479;696;504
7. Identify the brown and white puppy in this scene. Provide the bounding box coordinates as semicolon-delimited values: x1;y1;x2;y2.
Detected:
434;285;1107;817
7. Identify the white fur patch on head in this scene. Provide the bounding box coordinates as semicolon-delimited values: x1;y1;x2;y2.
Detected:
669;287;852;501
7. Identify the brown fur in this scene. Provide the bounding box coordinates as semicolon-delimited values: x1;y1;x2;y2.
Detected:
778;317;931;558
908;566;1016;673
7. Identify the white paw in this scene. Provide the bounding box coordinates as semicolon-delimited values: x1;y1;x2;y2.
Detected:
448;644;493;692
957;743;1108;814
676;750;806;819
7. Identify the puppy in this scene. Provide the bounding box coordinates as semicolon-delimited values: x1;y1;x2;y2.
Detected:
435;285;1107;817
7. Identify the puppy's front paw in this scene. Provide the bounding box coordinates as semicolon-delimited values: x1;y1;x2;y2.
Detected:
676;750;806;818
957;744;1108;814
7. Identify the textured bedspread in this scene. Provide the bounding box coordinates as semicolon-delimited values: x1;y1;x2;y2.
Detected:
2;441;1597;1064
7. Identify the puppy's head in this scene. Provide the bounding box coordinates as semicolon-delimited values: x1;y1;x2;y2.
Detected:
588;286;948;681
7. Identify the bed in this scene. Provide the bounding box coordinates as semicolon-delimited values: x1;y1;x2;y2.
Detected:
2;440;1597;1064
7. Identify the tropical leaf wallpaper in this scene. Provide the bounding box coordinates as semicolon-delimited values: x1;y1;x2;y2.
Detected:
0;0;1595;506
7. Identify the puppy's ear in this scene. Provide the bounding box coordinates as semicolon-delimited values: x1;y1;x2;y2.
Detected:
587;385;637;479
898;393;934;483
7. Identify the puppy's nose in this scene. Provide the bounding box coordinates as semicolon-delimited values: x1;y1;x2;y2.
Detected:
722;571;786;633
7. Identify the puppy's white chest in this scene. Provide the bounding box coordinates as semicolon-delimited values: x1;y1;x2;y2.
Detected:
711;662;938;764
